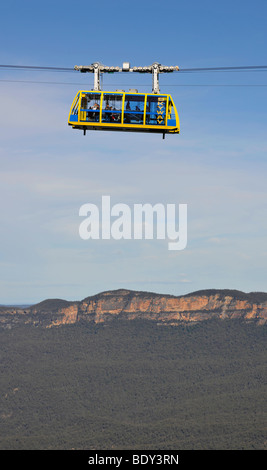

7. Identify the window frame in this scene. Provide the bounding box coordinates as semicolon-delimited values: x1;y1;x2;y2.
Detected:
123;94;145;125
101;93;123;125
145;94;168;127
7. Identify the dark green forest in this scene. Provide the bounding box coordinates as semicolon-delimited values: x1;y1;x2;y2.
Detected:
0;319;266;449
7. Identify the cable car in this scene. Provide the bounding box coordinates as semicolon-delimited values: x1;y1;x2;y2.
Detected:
68;62;180;138
68;89;180;138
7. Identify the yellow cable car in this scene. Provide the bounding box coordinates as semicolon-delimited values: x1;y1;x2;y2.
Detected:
69;62;180;138
68;90;180;138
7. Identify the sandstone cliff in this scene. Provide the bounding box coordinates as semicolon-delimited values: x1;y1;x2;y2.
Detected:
0;288;267;328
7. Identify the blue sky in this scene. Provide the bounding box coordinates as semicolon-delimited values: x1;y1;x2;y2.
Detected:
0;0;267;303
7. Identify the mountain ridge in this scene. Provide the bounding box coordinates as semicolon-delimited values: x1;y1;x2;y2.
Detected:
1;288;267;328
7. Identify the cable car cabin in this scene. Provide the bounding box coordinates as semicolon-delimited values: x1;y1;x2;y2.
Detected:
68;90;179;138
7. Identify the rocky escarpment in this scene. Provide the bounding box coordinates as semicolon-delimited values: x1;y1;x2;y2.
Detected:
0;289;267;328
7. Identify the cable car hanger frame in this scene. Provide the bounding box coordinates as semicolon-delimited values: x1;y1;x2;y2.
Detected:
74;61;179;94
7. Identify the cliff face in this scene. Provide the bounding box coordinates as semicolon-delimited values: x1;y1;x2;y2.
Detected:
1;288;267;328
74;289;267;325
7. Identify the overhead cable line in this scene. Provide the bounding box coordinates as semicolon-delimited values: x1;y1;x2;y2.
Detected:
0;78;266;87
0;64;74;72
0;64;267;73
0;64;266;89
176;65;267;73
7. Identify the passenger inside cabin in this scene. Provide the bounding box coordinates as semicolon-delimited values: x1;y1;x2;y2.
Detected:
105;102;113;110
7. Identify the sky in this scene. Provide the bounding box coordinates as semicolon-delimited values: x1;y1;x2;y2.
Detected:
0;0;267;304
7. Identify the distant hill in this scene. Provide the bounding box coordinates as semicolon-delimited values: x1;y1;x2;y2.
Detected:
0;288;266;328
183;289;267;303
29;298;76;312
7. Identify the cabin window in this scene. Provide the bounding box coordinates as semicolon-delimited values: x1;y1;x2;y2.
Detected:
71;93;80;116
167;97;176;126
146;95;167;126
102;93;123;124
124;95;145;124
80;93;101;122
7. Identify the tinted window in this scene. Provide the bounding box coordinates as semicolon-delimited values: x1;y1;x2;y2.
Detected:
80;93;101;122
71;93;80;116
167;97;176;125
124;95;145;124
146;95;167;126
102;93;123;124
